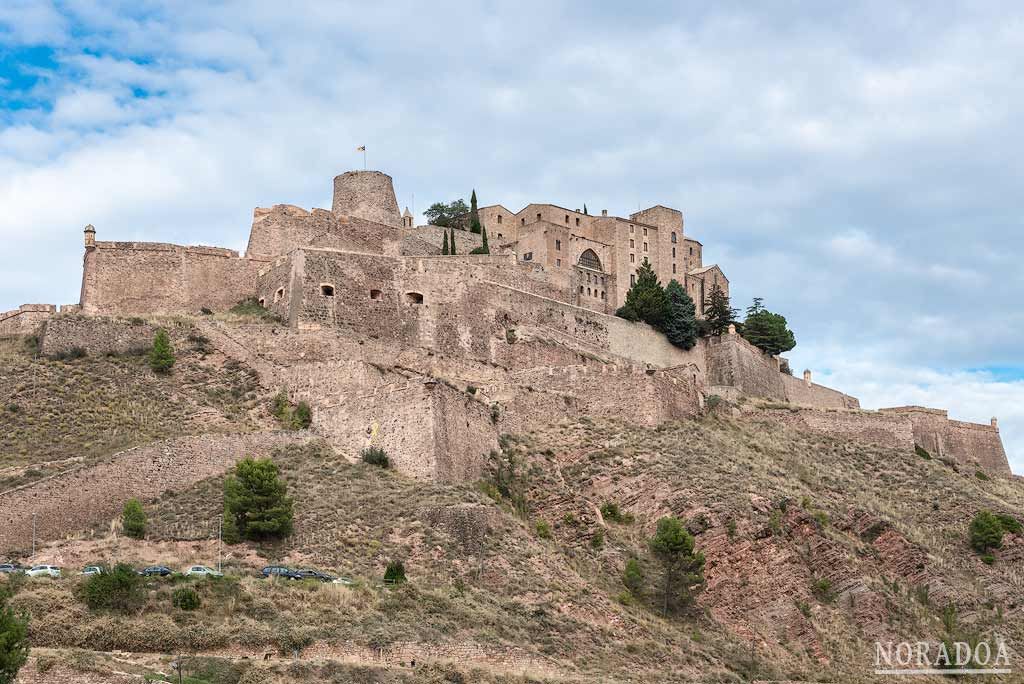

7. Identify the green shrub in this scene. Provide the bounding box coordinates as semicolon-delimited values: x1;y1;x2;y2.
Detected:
915;444;932;460
172;587;201;610
0;601;29;684
623;558;644;597
383;560;406;585
981;554;995;565
590;530;605;549
230;297;274;317
80;564;144;613
122;499;147;540
811;577;835;603
270;390;312;430
996;514;1023;535
148;329;175;373
969;510;1005;553
600;502;635;525
535;520;552;539
975;470;990;481
361;447;389;468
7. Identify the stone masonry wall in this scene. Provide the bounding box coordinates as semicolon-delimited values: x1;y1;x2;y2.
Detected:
748;406;915;452
0;432;311;553
0;304;56;336
80;241;269;315
331;170;402;228
881;407;1011;476
38;315;186;357
781;372;860;409
705;330;786;400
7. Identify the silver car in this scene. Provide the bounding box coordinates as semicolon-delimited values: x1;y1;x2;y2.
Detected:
185;565;223;578
26;565;61;578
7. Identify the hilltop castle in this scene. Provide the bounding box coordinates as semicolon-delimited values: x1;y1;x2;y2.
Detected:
0;169;1011;480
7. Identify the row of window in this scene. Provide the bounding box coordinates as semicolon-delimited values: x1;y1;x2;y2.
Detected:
579;285;607;300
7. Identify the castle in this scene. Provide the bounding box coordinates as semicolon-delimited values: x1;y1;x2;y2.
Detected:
0;169;1012;482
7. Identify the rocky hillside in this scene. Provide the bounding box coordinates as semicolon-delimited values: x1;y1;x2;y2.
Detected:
4;411;1023;683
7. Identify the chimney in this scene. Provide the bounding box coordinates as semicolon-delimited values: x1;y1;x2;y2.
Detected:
991;417;999;430
727;323;736;335
803;369;812;387
601;209;608;216
84;224;96;248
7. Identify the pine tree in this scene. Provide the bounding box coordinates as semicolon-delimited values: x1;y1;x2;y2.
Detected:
663;280;698;350
702;285;736;337
649;516;705;615
0;602;29;684
469;189;482;234
441;229;449;255
122;499;146;539
450;228;457;255
148;328;175;373
616;259;670;330
223;457;294;540
740;298;797;355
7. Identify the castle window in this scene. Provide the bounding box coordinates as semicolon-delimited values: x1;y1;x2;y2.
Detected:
672;247;676;258
630;274;635;286
629;239;634;248
274;287;284;303
643;227;648;236
629;224;634;233
555;239;561;251
537;212;542;221
671;232;677;243
369;289;383;300
405;292;424;305
258;298;265;307
575;217;580;226
601;290;605;299
689;246;693;255
521;217;525;226
579;285;584;294
643;242;648;252
672;264;676;274
565;214;569;224
556;258;561;267
587;287;591;296
629;253;635;263
497;233;503;239
578;249;602;271
320;284;335;297
497;214;502;224
523;252;533;261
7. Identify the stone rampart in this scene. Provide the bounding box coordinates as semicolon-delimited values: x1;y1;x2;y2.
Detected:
748;405;915;452
331;170;401;228
880;406;1011;476
0;304;56;336
781;372;860;409
38;315;186;357
705;330;786;400
80;241;269;316
0;432;311;553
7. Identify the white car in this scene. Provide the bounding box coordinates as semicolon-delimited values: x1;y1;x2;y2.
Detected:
26;565;61;578
185;565;223;578
80;566;103;576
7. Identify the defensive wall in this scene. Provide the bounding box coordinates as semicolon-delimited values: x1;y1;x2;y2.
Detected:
0;432;312;554
80;240;270;316
880;406;1010;476
244;204;401;259
0;304;57;337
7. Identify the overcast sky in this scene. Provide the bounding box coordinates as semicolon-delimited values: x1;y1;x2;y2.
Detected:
1;2;1021;473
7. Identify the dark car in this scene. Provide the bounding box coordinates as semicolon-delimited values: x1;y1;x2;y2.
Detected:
0;563;25;574
261;565;302;580
295;568;336;582
139;565;173;577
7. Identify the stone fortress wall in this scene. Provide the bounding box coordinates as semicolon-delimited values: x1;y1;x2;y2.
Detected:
1;166;1012;499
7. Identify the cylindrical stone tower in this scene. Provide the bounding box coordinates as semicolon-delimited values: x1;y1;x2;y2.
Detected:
332;170;401;228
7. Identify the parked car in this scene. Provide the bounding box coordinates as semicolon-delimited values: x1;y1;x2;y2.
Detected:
26;565;61;578
261;565;302;580
331;576;354;586
185;565;222;578
295;569;336;582
80;565;104;576
139;565;173;577
0;563;25;574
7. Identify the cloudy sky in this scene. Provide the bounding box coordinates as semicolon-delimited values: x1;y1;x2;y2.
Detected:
1;2;1021;472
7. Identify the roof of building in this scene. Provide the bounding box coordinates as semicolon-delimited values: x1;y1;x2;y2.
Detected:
689;264;724;276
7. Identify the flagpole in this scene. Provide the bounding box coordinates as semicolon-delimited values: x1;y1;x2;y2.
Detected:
363;148;367;169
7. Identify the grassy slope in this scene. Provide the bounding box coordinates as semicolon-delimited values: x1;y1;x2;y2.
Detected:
0;335;262;489
6;413;1024;683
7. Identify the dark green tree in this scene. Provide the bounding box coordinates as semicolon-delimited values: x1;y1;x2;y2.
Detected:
224;457;294;540
469;189;482;234
616;259;670;329
148;328;175;373
663;279;698;349
623;557;645;598
0;602;28;684
701;285;737;337
441;229;449;255
470;225;491;255
741;298;797;356
80;564;144;613
583;204;588;215
649;516;705;615
424;199;470;229
970;510;1006;553
122;499;146;539
384;560;406;584
450;228;457;255
221;507;241;545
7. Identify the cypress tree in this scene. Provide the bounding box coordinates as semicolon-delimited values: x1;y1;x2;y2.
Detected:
469;189;482;234
616;259;670;330
450;228;457;255
442;229;449;255
702;285;736;337
663;280;698;349
481;225;489;253
583;204;588;215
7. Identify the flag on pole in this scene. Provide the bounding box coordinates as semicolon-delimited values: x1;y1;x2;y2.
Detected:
356;146;365;151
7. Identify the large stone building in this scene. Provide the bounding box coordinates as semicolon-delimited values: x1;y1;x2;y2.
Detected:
1;168;1011;482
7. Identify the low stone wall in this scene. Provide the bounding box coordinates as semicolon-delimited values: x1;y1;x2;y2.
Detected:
0;432;311;554
0;304;56;336
748;406;915;452
781;372;860;409
38;315;184;357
